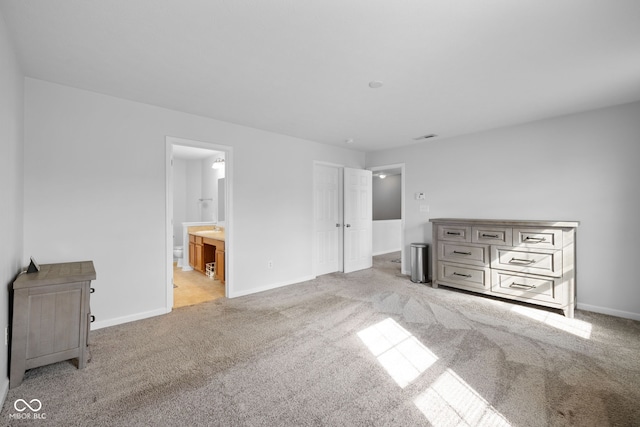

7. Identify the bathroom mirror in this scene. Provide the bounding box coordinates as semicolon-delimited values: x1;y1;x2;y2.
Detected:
218;178;225;222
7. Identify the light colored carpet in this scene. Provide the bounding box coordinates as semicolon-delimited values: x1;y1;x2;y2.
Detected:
2;252;639;426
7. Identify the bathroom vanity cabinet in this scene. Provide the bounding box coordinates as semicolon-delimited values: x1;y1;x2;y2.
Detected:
189;232;225;283
189;234;214;273
10;260;96;388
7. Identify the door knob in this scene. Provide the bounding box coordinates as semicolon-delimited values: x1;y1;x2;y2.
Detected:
336;223;341;227
345;224;351;228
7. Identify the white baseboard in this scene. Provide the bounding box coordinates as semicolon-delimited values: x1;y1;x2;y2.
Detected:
0;377;8;412
89;275;320;329
373;249;401;256
577;303;640;321
90;307;170;330
228;275;316;298
88;288;639;332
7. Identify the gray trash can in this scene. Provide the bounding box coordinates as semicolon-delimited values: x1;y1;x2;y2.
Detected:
410;243;428;283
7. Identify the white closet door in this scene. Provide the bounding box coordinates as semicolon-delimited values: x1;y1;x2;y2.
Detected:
314;164;342;275
343;168;372;273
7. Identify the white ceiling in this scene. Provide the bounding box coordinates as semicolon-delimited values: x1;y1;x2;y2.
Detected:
2;1;639;152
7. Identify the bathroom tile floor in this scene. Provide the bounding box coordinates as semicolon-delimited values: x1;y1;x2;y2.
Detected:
173;263;225;308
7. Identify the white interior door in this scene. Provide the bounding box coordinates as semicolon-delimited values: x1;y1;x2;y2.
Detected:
314;164;342;275
343;168;372;273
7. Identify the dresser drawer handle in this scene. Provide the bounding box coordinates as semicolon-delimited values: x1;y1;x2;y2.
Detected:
482;233;500;238
453;250;472;255
446;231;461;236
524;237;546;243
453;272;472;278
509;258;535;264
509;282;536;289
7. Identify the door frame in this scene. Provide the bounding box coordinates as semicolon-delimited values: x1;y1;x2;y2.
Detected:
165;136;234;311
368;163;406;274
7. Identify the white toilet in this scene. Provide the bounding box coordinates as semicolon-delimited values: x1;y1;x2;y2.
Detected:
173;246;184;267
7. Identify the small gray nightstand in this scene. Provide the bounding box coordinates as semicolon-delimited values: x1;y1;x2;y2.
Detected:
10;261;96;388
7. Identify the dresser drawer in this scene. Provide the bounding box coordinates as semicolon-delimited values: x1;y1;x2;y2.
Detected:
491;247;562;277
472;226;512;245
514;228;562;250
438;242;489;267
438;225;472;242
437;263;489;291
492;271;558;304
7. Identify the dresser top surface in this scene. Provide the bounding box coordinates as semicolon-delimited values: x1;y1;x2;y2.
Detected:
14;261;96;289
429;218;579;228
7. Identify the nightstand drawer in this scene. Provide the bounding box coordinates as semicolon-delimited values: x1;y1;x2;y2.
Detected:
438;242;489;267
438;263;489;291
438;225;472;243
472;226;512;245
514;228;562;250
491;247;562;277
492;271;557;304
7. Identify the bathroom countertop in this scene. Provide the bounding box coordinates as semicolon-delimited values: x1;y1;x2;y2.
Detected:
190;230;225;241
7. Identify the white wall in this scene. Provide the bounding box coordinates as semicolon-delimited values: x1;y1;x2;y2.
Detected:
367;101;640;320
23;78;365;327
0;11;24;401
185;159;203;222
373;220;402;256
373;174;401;220
173;155;221;247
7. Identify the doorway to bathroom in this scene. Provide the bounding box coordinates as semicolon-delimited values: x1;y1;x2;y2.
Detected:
165;136;232;310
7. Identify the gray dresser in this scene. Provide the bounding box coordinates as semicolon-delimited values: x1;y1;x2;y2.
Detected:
430;219;578;317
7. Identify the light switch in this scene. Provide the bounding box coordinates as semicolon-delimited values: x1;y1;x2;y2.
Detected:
415;192;426;200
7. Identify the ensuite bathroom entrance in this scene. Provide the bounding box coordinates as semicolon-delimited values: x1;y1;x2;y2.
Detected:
167;138;230;309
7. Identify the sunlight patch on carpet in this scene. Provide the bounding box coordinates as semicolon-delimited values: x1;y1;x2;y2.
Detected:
511;305;592;339
358;318;437;388
414;368;511;426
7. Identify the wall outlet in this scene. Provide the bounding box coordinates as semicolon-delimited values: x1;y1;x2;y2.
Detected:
420;204;429;213
267;260;274;269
